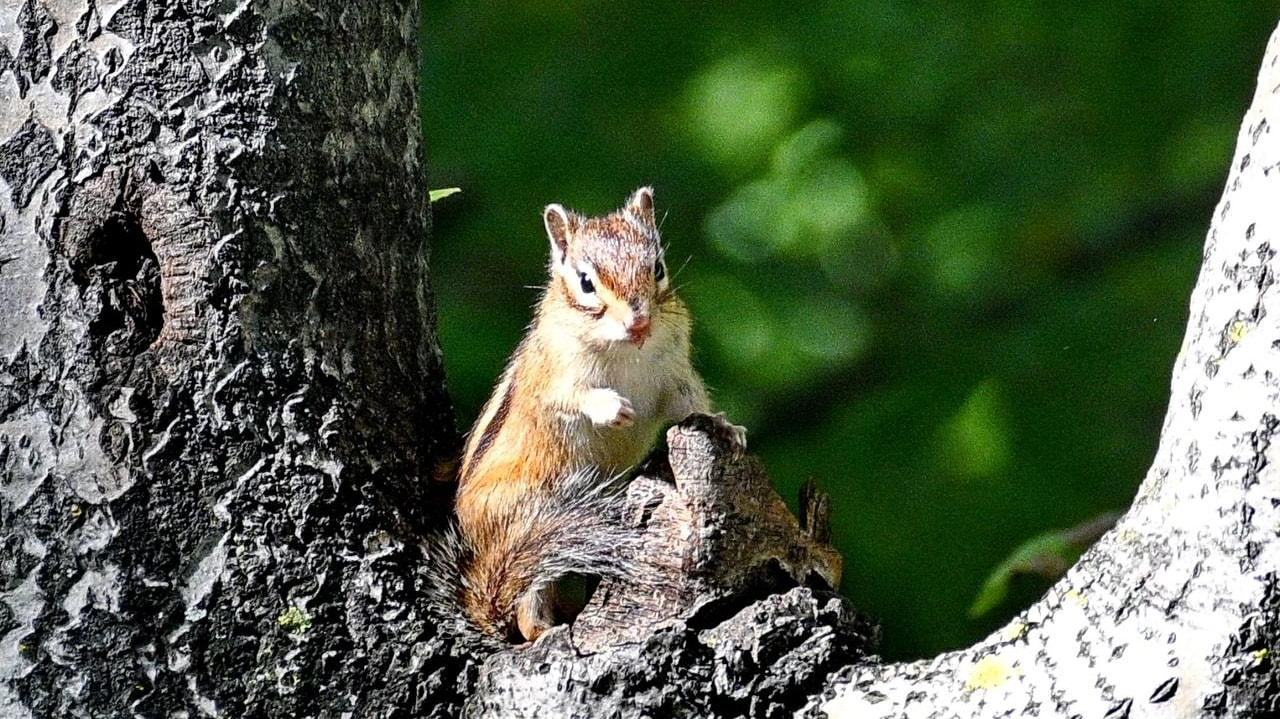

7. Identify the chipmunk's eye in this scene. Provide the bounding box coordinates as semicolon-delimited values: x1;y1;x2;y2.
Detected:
579;272;596;294
654;259;666;282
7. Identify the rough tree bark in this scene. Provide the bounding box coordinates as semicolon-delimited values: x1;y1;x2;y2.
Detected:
2;2;1279;719
0;1;459;716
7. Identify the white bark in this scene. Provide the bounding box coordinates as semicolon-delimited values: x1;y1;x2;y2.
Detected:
813;21;1280;719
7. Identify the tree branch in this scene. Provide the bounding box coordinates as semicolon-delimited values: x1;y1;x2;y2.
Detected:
459;20;1280;719
809;22;1280;718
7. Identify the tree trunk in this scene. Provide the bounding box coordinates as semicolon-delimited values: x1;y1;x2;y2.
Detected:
3;2;1280;718
0;1;458;717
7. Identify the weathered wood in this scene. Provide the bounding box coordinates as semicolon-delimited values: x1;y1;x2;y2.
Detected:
573;415;845;650
467;415;876;717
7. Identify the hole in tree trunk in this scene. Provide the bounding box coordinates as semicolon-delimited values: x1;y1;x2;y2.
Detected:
69;211;164;356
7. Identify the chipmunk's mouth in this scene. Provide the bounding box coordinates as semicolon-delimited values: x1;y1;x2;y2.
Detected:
626;314;652;348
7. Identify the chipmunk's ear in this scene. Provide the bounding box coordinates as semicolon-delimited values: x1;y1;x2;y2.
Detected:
544;204;574;264
626;186;655;228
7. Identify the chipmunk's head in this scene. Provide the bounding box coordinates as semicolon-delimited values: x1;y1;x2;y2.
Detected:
543;186;671;349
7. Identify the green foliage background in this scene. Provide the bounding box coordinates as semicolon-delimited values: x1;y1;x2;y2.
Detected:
421;2;1279;658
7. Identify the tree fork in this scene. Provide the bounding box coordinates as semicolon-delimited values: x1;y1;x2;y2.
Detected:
3;2;1280;719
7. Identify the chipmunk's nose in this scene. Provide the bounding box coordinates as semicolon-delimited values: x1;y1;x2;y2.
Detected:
626;313;652;348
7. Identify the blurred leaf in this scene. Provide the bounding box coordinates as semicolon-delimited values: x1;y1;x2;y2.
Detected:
969;511;1120;618
429;187;462;203
933;379;1011;481
705;120;872;262
968;531;1077;619
782;295;871;364
705;180;788;262
921;205;1015;303
772;119;844;177
694;273;774;373
681;53;808;172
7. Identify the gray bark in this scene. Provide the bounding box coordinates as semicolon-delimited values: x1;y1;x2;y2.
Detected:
0;1;459;717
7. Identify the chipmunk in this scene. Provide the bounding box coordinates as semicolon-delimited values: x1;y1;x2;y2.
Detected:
449;186;746;643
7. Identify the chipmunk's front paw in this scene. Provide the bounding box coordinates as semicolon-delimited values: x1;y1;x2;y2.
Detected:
712;412;748;456
584;388;635;428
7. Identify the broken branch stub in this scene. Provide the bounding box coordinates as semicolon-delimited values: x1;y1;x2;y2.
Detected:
572;414;847;650
470;415;874;717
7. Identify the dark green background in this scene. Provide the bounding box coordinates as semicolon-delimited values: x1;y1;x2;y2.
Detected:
421;2;1279;658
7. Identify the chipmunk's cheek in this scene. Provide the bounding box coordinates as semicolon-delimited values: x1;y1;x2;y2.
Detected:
584;320;623;347
606;319;631;344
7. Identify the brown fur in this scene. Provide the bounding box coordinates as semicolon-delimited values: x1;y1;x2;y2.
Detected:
454;188;726;642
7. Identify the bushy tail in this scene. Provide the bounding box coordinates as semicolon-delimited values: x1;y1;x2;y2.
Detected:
422;468;640;648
